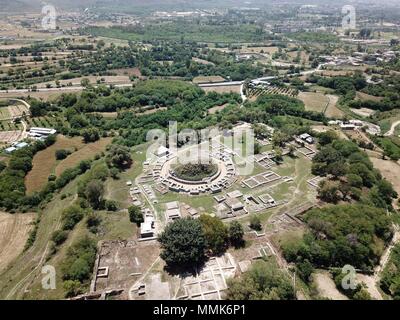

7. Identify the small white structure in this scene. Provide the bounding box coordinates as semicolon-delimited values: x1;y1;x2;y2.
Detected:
28;127;56;138
4;147;16;153
299;133;314;144
5;141;29;153
140;221;154;238
14;142;29;149
156;146;170;158
165;201;181;221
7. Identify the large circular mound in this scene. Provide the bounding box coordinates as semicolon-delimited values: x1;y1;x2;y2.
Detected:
173;163;218;182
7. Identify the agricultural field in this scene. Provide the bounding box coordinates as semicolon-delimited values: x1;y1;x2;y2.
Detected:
202;85;242;94
193;76;226;84
25;135;86;194
324;95;344;118
247;86;298;101
54;137;112;177
0;212;35;272
356;91;383;102
298;92;329;113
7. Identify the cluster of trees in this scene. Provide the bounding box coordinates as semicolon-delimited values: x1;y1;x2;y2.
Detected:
77;163;110;210
372;136;400;161
0;135;56;211
312;132;398;209
50;204;88;255
308;73;367;99
226;260;295;300
85;21;275;43
135;41;265;81
158;216;244;269
283;204;393;271
61;236;97;297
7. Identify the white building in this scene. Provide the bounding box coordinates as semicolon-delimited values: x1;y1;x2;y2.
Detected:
155;146;170;158
28;127;57;140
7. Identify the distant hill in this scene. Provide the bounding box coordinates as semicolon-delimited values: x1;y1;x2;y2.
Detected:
0;0;39;13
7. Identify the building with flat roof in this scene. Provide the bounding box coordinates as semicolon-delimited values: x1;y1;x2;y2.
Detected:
29;127;57;136
165;201;181;221
225;198;245;211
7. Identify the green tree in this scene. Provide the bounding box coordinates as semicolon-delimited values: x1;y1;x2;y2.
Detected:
249;215;262;231
199;214;228;254
82;127;100;143
106;144;132;170
51;230;69;246
226;260;295;300
85;180;104;209
229;221;245;248
128;205;144;226
158;217;206;268
63;280;82;298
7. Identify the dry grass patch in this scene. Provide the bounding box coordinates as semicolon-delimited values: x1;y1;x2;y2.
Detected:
350;108;376;117
202;85;242;94
208;104;229;114
0;212;35;272
369;157;400;199
299;92;329;113
324;95;344;118
356;91;383;102
193;76;226;84
240;46;279;54
55;138;112;177
192;57;215;66
25;135;85;194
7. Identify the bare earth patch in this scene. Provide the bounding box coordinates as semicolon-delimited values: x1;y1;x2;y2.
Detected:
356;274;383;300
369;157;400;198
314;271;348;300
0;212;35;272
350;108;376;117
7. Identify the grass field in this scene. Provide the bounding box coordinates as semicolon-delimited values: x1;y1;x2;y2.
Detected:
298;91;329;113
25;135;85;194
0;107;10;120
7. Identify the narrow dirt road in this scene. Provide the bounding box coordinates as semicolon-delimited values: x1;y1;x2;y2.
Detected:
385;120;400;137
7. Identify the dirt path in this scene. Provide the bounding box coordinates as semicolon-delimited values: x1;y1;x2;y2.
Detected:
384;120;400;137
